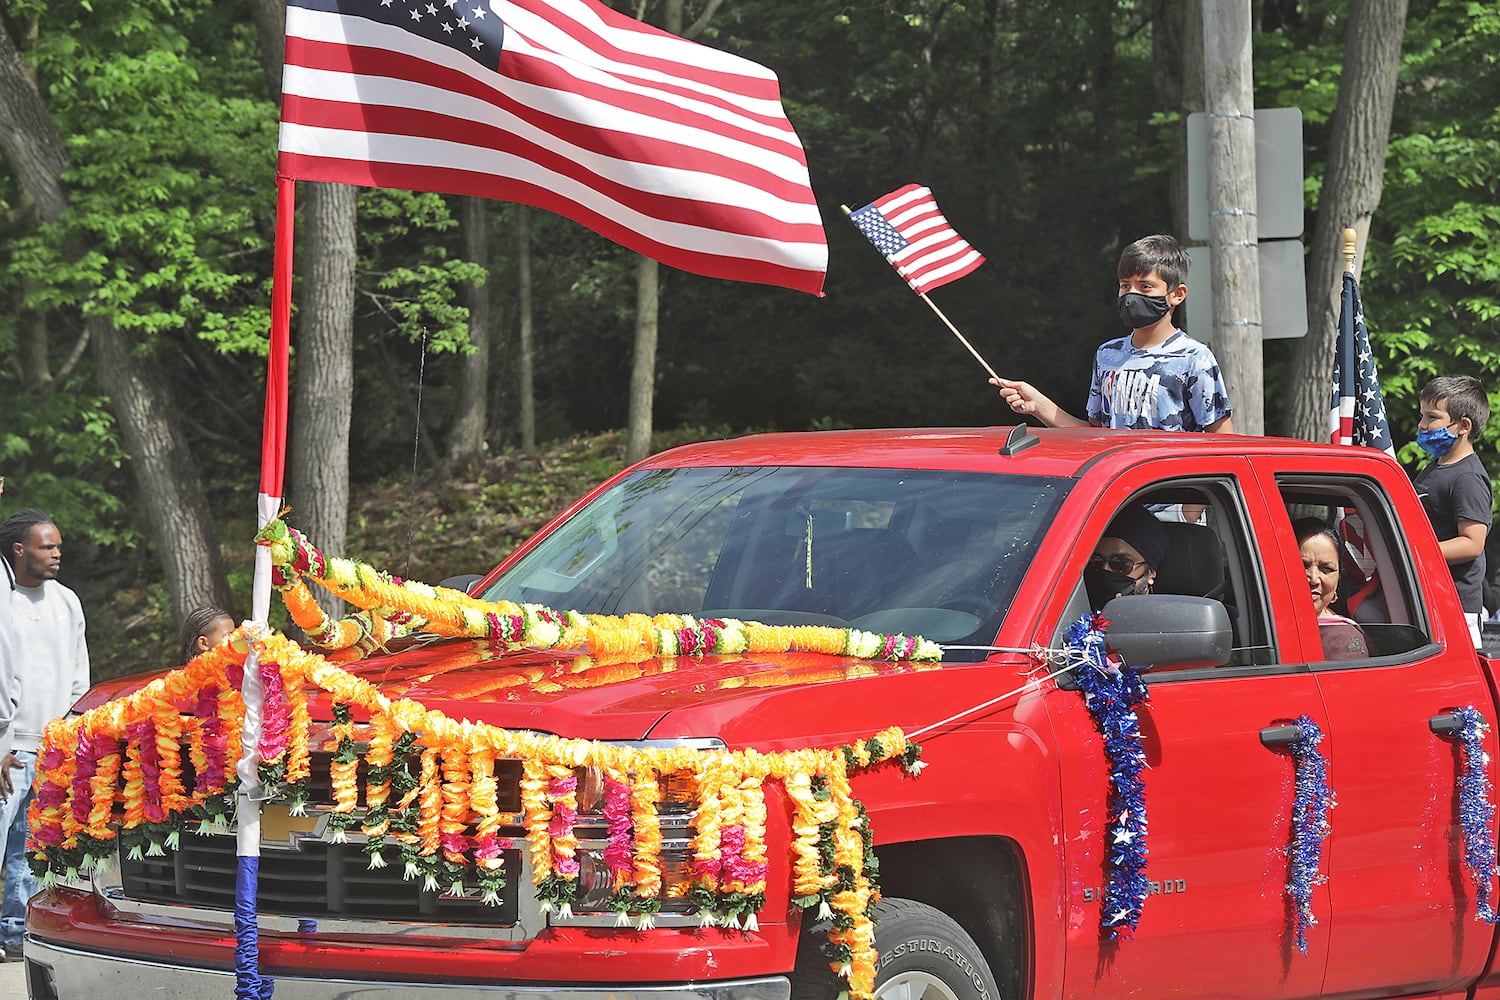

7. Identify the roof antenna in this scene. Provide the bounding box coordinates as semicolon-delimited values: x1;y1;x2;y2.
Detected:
1000;424;1039;456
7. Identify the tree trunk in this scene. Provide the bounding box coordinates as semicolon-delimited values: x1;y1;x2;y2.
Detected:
88;316;235;620
447;196;491;472
1201;0;1263;435
0;20;232;624
1154;0;1204;243
246;0;286;89
0;27;68;220
288;181;358;620
517;206;536;452
1282;0;1408;441
624;0;698;464
625;256;660;463
248;0;362;618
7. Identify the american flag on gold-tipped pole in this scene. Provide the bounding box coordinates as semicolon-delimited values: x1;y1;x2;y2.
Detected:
1327;226;1392;612
1329;227;1395;456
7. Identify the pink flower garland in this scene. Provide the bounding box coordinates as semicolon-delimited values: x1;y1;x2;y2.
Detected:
127;719;166;825
602;776;634;883
718;824;767;888
193;689;229;795
879;634;919;660
33;743;70;849
70;732;100;829
258;658;290;766
548;774;580;877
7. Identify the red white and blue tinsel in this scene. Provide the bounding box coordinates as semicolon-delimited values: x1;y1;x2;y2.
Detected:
1066;613;1150;937
1451;705;1500;923
1285;715;1332;955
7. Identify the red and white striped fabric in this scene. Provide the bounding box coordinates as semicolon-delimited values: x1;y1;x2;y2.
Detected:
278;0;827;294
848;184;984;294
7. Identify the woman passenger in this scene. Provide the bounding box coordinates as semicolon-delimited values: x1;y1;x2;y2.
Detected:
1294;520;1369;660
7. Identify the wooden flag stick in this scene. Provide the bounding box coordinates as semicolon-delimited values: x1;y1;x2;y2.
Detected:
841;203;1002;383
918;293;1001;383
1342;227;1358;273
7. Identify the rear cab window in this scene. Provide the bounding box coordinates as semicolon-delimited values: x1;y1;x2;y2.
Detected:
1272;474;1436;665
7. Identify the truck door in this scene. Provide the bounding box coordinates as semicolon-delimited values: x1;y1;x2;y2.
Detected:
1043;465;1332;999
1263;467;1498;996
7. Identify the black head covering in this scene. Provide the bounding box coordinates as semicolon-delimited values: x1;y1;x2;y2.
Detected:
1104;505;1170;571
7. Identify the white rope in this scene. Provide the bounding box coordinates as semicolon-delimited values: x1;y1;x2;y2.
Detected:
906;644;1093;741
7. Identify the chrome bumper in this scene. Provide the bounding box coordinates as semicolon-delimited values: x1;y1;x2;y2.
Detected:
24;937;792;1000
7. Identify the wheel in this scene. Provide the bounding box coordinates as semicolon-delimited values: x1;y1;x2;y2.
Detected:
792;897;1002;1000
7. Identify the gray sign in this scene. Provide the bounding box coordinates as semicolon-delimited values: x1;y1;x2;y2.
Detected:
1183;240;1307;340
1187;107;1305;241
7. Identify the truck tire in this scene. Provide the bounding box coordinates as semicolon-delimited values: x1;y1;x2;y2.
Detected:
791;897;1002;1000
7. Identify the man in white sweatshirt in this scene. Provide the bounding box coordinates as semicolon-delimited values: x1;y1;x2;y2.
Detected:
0;509;87;963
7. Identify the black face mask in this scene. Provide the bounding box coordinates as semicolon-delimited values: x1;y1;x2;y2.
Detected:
1118;292;1171;331
1085;567;1148;610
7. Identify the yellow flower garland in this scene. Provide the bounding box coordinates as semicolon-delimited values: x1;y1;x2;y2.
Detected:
255;518;943;665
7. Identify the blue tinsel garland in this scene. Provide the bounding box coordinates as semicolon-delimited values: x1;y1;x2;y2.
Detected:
1067;613;1150;938
1452;705;1500;924
1286;715;1332;955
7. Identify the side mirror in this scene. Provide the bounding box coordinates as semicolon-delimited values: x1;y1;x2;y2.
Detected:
1101;594;1232;670
438;573;484;596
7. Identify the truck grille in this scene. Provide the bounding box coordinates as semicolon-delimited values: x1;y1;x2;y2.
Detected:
117;748;525;924
119;837;521;925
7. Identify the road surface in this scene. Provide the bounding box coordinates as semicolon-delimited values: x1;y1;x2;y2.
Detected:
0;956;22;999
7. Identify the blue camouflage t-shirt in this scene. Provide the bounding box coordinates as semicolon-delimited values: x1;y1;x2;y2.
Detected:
1086;330;1233;431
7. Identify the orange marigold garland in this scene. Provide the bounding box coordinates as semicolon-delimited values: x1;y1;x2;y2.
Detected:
34;529;935;1000
361;715;397;869
325;703;361;842
439;742;475;893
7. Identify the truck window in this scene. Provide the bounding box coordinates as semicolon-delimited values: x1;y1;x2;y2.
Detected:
1054;478;1279;669
1277;475;1434;661
484;465;1071;662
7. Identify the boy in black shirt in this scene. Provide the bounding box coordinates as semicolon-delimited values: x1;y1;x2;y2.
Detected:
1413;375;1493;648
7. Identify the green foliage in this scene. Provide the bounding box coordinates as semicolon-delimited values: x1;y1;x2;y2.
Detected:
1358;0;1500;476
6;0;1500;673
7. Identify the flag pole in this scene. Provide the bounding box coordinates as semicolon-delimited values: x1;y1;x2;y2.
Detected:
840;204;1001;382
917;291;1000;383
234;172;296;1000
254;175;295;624
1343;226;1358;276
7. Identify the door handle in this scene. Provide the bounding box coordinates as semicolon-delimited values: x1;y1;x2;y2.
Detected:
1259;723;1303;749
1429;712;1462;738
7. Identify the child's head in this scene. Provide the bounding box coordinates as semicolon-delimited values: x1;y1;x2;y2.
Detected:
181;604;235;664
1117;235;1189;332
1419;375;1489;446
1118;234;1190;290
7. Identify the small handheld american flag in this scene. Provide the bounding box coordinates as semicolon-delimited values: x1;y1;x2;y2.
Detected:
846;185;998;381
849;184;985;294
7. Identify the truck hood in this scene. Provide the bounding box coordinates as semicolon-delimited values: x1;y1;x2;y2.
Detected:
74;637;956;746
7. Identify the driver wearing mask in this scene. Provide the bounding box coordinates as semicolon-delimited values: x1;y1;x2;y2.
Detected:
1085;504;1171;610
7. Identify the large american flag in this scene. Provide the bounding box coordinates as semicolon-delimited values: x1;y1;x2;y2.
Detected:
279;0;828;294
1329;270;1395;455
849;184;985;294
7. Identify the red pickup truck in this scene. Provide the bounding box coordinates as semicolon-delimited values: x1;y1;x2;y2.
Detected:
24;425;1500;1000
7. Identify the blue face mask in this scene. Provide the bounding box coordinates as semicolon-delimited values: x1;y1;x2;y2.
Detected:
1417;424;1459;459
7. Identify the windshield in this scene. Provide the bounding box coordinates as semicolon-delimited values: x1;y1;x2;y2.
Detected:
480;466;1069;661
